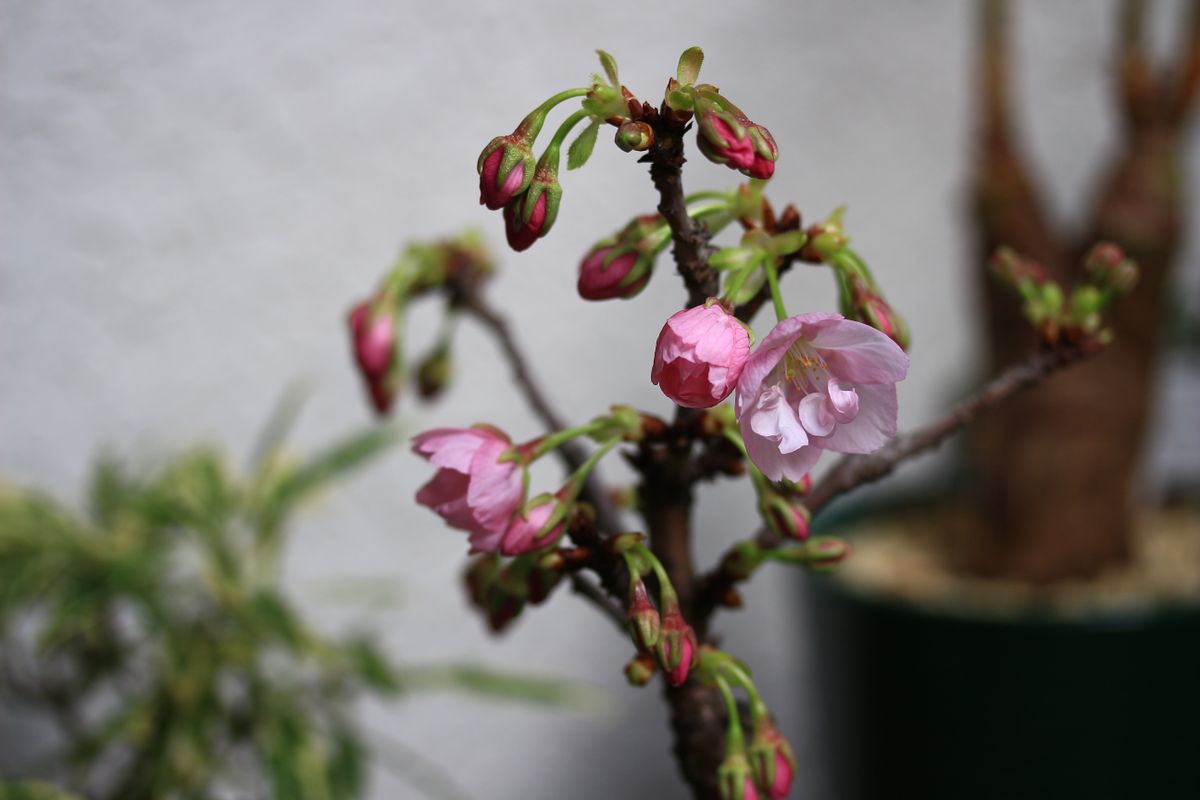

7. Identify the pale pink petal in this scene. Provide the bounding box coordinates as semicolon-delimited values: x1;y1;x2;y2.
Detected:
808;317;909;384
500;501;563;556
826;377;860;423
467;526;506;555
734;313;843;417
750;386;809;453
411;428;491;471
466;438;523;532
798;393;836;437
415;469;476;531
815;382;897;453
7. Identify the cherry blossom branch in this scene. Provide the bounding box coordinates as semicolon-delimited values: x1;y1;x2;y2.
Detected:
566;572;625;630
692;342;1094;626
647;119;719;307
460;291;623;537
804;343;1091;515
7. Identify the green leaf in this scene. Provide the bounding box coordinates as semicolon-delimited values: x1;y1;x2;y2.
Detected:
567;120;601;170
676;46;704;85
596;49;619;87
401;663;604;713
343;638;402;693
249;381;312;477
258;424;402;533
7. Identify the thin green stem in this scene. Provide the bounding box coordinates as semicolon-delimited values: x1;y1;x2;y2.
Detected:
562;437;621;502
540;109;591;167
764;260;788;322
721;261;761;306
516;88;591;140
531;417;611;460
684;190;735;204
715;675;745;750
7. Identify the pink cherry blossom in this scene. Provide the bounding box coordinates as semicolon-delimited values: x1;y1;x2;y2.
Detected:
651;303;751;408
577;246;645;300
412;426;525;553
735;313;908;482
499;498;564;556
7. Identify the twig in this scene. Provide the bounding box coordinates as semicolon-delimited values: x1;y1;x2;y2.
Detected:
567;573;626;631
693;343;1092;625
805;344;1090;515
646;120;719;306
461;291;622;537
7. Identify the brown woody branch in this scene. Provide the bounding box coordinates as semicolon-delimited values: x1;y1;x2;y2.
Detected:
692;342;1095;624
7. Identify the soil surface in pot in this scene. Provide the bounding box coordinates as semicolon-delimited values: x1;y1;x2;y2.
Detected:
836;505;1200;616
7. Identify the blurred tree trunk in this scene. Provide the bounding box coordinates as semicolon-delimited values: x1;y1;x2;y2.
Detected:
967;0;1196;582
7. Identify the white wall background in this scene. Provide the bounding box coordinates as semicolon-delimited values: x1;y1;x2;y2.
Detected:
3;1;1198;797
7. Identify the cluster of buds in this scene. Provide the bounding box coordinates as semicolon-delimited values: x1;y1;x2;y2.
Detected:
346;232;492;415
577;214;671;301
693;649;796;800
618;541;699;688
799;209;910;350
660;48;779;180
990;243;1139;346
463;551;566;633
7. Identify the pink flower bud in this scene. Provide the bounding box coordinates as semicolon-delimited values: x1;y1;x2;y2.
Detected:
695;97;778;180
347;300;400;415
478;135;536;210
577;247;646;300
499;498;565;556
503;164;562;252
626;579;661;654
412;426;526;552
750;718;797;800
656;604;698;687
766;501;810;541
652;303;751;408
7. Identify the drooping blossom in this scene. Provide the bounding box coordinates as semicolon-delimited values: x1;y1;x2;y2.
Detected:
347;300;399;415
499;498;564;556
735;313;908;482
412;426;525;553
651;302;751;408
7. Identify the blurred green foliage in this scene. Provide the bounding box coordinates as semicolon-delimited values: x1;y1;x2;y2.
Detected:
0;414;403;800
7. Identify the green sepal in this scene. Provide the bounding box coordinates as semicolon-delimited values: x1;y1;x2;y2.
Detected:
567;120;601;170
596;49;620;87
676;46;704;85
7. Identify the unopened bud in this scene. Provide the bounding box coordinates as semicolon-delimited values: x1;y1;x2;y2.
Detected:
624;653;657;686
718;751;759;800
627;579;662;654
416;344;452;401
615;120;654;152
720;540;765;582
776;536;851;572
763;497;811;541
656;604;698;686
749;718;797;800
463;555;501;608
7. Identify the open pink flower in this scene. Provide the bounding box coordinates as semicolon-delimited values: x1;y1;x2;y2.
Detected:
651;303;751;408
413;426;525;553
735;313;908;482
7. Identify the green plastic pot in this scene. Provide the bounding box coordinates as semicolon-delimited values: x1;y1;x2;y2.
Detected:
801;505;1200;800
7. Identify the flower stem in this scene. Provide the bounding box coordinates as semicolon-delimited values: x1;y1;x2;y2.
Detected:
516;88;590;141
539;109;591;169
764;260;788;322
531;417;612;461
